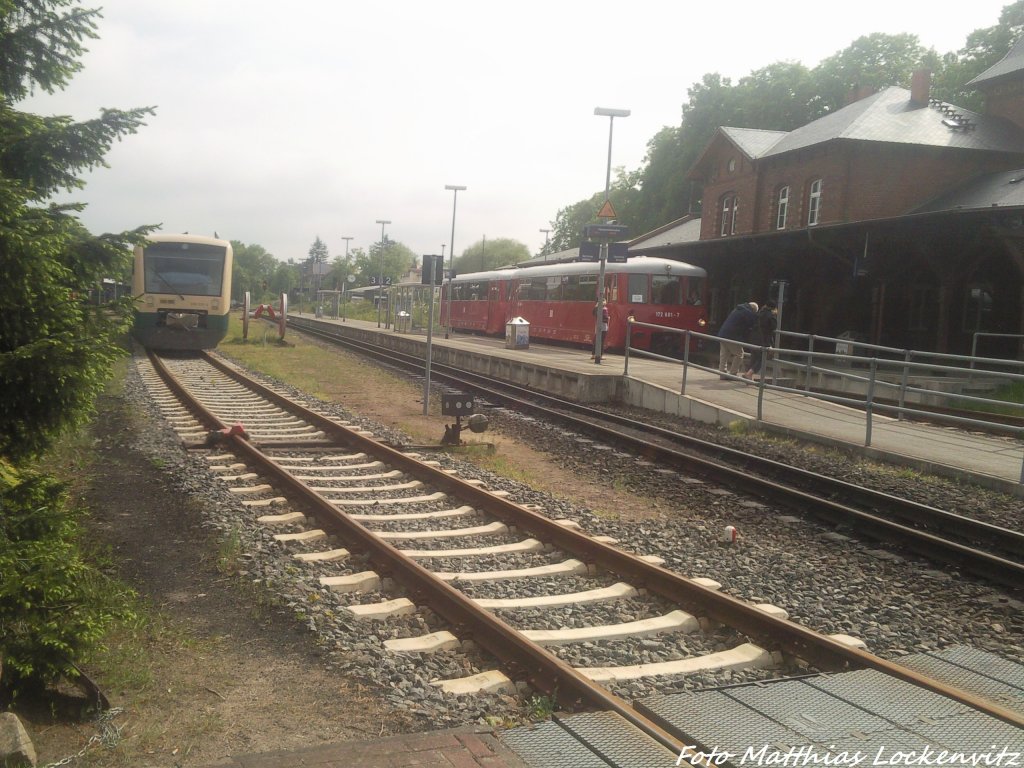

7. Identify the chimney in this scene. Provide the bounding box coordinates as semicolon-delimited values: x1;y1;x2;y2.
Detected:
846;85;876;105
911;69;931;106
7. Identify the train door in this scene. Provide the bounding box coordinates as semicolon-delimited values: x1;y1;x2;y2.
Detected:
487;281;503;334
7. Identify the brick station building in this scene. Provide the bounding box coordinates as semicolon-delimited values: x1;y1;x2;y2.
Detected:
630;39;1024;357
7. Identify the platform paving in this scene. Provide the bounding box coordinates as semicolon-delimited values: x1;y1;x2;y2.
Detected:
204;726;529;767
295;314;1024;496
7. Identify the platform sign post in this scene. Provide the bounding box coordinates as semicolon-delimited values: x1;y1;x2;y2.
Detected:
422;255;442;416
242;291;250;340
583;222;629;364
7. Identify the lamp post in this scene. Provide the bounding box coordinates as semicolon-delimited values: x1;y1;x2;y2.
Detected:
539;228;551;261
592;106;630;364
444;184;466;339
375;219;390;327
340;236;353;319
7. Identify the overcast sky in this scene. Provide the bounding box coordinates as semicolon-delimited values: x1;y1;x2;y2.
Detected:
25;1;1013;263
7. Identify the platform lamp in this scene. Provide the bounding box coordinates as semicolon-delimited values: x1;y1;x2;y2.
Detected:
593;106;630;364
444;184;466;339
340;236;353;319
539;228;552;261
375;219;390;327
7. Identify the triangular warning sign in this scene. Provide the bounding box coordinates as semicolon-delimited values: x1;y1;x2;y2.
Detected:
597;200;617;219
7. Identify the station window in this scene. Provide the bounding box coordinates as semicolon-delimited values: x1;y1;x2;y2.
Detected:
720;194;739;236
807;179;822;226
776;185;789;230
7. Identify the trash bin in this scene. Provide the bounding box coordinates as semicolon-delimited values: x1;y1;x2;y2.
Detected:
835;330;858;357
505;317;529;349
396;311;411;333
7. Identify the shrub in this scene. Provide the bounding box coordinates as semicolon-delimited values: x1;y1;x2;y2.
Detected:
0;460;136;697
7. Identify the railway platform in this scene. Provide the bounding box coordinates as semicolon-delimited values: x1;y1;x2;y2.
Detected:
289;314;1024;497
205;726;529;767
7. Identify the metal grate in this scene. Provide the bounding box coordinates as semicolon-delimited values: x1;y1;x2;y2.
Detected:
726;679;892;740
807;668;969;724
555;712;678;768
640;690;812;754
500;720;614;768
898;646;1024;714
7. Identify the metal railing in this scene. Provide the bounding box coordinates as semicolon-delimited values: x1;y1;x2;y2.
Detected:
622;320;1024;485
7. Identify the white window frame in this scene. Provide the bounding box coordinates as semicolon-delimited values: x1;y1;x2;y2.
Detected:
776;185;789;230
807;179;822;226
720;194;738;236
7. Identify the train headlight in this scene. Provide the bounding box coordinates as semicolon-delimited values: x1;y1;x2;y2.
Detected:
698;317;707;327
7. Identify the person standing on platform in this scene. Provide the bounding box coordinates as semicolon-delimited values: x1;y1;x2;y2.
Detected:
592;302;610;359
743;301;778;380
717;301;758;378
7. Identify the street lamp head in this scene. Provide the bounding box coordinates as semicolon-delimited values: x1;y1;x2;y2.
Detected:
445;184;467;192
594;107;630;118
375;219;391;225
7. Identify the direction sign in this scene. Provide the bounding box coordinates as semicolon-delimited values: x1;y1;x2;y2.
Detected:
583;223;629;239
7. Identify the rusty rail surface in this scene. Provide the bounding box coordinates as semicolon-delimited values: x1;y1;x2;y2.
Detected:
147;350;1024;737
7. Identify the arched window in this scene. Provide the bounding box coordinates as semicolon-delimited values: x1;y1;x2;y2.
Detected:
776;185;789;230
720;194;739;236
807;179;822;226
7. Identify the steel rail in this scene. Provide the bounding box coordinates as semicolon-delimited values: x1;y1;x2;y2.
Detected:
286;318;1024;581
148;350;1024;733
144;351;685;754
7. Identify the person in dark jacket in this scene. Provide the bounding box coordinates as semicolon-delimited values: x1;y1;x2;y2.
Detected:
742;301;778;380
718;302;758;377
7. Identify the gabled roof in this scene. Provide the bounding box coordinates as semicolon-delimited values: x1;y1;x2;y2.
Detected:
912;167;1024;213
760;87;1024;156
720;127;787;158
967;35;1024;89
628;215;702;252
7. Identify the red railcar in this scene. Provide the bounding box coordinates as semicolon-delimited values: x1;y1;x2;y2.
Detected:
443;257;707;354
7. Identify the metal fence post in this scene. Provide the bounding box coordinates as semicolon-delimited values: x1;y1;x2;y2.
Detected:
756;370;765;422
681;331;690;396
805;335;815;392
897;350;911;422
865;357;878;447
624;321;632;377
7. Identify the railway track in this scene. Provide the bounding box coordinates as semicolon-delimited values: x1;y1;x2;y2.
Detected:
285;316;1024;590
135;347;1023;761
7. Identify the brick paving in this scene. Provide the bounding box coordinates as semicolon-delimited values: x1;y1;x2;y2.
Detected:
205;727;531;767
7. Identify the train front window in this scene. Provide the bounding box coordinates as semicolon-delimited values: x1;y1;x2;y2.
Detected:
144;242;225;297
686;277;705;305
652;275;683;305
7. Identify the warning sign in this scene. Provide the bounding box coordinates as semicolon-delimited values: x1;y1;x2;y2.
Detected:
597;200;617;219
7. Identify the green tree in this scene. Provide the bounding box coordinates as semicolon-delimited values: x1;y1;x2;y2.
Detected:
1;1;154;463
270;259;301;296
934;0;1024;108
231;240;277;302
306;235;329;296
544;167;642;256
1;0;152;694
355;239;416;287
455;237;530;273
